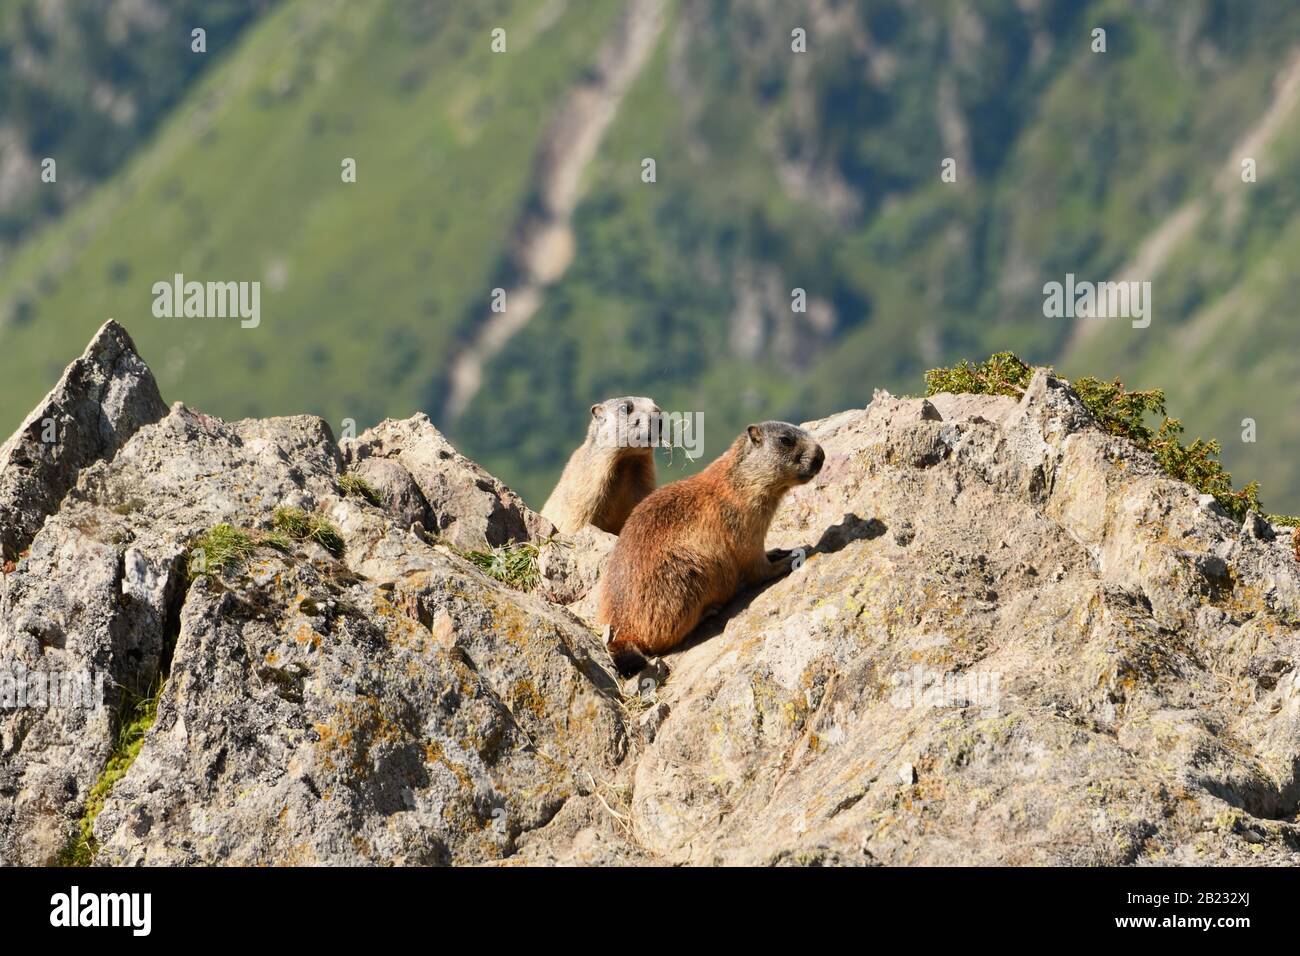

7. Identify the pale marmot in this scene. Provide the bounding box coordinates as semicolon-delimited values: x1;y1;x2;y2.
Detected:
541;396;662;535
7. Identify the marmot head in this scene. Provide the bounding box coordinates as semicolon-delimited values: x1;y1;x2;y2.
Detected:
736;421;824;490
588;396;663;455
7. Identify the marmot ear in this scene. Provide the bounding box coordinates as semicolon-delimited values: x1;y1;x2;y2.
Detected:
591;403;603;419
747;424;763;444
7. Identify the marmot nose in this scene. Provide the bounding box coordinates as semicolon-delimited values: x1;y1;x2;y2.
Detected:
810;446;825;473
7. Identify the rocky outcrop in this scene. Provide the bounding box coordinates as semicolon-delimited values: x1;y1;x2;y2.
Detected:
2;326;1298;866
616;380;1300;865
0;320;166;561
342;414;554;551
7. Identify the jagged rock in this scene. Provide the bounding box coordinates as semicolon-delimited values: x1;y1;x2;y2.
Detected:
537;524;617;605
348;456;431;530
4;325;1300;867
0;320;166;561
1243;511;1275;541
1;329;617;865
0;402;346;864
622;374;1300;865
342;414;554;551
91;540;625;865
638;701;670;745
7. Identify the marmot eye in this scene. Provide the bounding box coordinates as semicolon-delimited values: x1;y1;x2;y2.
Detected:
624;402;634;414
780;435;796;448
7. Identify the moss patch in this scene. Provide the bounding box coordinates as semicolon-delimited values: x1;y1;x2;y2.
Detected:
57;683;162;866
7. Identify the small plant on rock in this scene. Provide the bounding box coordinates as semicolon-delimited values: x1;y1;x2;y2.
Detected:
338;472;380;506
272;506;344;556
456;541;541;591
58;681;163;866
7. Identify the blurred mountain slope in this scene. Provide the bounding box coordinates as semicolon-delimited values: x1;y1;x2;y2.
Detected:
2;0;1300;510
0;0;278;257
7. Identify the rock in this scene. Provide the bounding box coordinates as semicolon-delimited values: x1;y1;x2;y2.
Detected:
4;324;1300;867
342;414;554;551
1198;493;1225;516
0;402;344;864
926;391;1019;425
91;541;625;865
639;702;671;744
623;371;1300;865
538;525;617;605
0;320;166;561
348;457;430;529
1242;511;1275;541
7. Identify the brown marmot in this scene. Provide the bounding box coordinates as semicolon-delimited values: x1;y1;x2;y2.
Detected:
541;396;662;535
599;420;824;675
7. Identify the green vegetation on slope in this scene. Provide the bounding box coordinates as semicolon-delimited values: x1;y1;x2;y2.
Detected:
3;0;1300;510
458;0;1300;506
0;0;278;251
0;0;628;438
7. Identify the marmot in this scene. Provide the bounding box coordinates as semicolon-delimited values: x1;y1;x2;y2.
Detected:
599;420;824;675
541;396;662;535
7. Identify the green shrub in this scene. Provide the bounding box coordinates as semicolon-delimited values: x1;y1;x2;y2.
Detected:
923;351;1034;398
925;353;1274;524
1070;376;1165;445
1150;419;1261;521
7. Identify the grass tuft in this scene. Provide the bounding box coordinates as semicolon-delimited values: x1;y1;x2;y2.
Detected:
188;523;257;578
338;472;381;506
188;522;296;578
272;506;344;556
454;541;541;591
